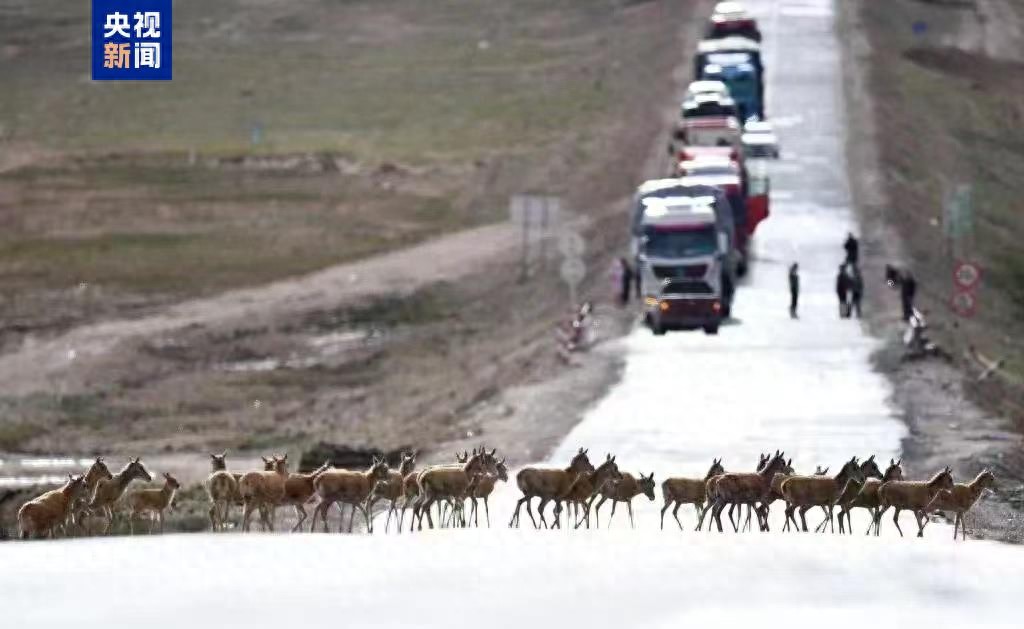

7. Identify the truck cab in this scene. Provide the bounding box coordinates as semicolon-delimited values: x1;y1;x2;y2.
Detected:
695;37;764;120
632;189;737;336
701;55;762;122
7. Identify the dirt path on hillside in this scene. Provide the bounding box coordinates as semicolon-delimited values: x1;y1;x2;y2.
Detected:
0;223;520;398
839;0;1024;543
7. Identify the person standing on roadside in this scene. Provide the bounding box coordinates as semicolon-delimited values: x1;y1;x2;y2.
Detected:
617;257;634;306
885;264;917;321
844;232;860;265
788;262;800;318
849;264;863;318
836;264;851;318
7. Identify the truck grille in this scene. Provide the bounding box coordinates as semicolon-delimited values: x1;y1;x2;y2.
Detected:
652;264;709;279
663;280;713;295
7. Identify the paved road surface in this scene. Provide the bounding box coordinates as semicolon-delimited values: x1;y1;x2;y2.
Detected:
4;1;1023;626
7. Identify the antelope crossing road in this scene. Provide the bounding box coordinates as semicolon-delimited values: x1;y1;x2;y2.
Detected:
4;1;1024;627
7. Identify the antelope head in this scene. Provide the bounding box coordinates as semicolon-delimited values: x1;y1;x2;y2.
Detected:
859;455;882;480
163;472;181;490
495;457;509;482
85;457;113;485
368;456;390;482
210;452;228;471
639;472;656;501
126;457;153;482
706;458;725;480
569;448;595;474
399;451;417;476
883;458;904;481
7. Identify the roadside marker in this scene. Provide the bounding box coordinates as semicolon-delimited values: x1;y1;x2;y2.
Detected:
950;291;977;318
953;260;981;291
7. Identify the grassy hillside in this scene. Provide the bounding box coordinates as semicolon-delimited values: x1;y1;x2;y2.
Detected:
0;0;687;348
859;0;1024;415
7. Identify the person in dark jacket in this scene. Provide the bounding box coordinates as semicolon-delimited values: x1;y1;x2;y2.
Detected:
885;264;917;321
836;264;851;318
618;257;634;305
843;232;860;265
848;264;863;318
788;262;800;318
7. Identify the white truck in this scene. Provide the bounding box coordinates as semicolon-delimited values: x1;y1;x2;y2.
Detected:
630;181;738;335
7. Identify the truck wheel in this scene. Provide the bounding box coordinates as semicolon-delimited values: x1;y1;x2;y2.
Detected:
651;322;666;336
704;325;719;335
721;302;732;319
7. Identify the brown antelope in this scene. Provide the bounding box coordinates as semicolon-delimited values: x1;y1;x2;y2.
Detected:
592;471;656;529
89;457;153;534
551;455;623;529
875;466;955;537
368;451;417;533
415;448;497;530
206;452;237;532
510;448;595;529
18;474;88;539
126;472;181;534
697;453;768;532
239;455;290;532
311;457;391;533
836;458;903;535
468;456;509;528
752;456;796;533
920;469;995;540
707;451;788;533
206;454;274;532
660;458;724;531
809;455;882;533
780;456;865;533
70;457;113;533
282;460;332;532
400;451;467;532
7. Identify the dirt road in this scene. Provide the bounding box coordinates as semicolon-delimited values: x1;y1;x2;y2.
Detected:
0;223;519;398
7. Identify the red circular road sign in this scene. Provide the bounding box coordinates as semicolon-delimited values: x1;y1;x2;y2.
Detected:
950;290;977;318
953;261;982;290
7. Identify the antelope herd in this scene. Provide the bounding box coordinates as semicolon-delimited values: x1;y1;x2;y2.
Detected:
14;447;995;542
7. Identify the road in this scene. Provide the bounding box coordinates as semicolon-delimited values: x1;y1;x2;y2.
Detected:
4;1;1024;626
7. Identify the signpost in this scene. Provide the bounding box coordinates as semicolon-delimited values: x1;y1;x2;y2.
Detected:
951;259;981;319
509;194;561;280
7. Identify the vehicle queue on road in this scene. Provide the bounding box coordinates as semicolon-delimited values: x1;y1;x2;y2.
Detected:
632;1;777;336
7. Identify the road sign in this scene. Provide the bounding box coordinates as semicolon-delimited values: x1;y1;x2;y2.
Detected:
508;195;561;226
950;291;977;318
943;184;973;238
558;231;585;258
560;258;585;286
953;261;981;290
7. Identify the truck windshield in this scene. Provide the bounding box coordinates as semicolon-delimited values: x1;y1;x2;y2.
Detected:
643;226;717;258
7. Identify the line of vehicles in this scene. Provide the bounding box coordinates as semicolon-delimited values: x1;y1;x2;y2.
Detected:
631;2;779;336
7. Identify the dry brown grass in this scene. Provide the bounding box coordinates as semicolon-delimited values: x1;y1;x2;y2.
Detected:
859;0;1024;420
